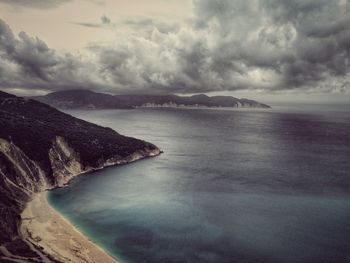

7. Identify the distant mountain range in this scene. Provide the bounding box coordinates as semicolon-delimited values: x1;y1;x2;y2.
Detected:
32;89;271;109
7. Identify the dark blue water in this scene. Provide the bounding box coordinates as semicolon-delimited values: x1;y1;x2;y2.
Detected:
48;107;350;263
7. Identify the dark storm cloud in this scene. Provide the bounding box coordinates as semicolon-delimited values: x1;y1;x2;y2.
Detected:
0;0;349;95
256;0;350;89
0;19;57;82
0;19;103;92
185;0;350;92
0;0;71;9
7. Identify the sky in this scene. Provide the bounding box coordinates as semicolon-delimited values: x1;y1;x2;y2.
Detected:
0;0;349;104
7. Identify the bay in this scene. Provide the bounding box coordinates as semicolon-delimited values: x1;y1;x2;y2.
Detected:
49;107;350;263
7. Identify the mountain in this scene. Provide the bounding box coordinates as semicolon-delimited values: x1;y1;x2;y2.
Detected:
115;94;270;108
32;90;271;109
0;91;160;261
32;89;133;109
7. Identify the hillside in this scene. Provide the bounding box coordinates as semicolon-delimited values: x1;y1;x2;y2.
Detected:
0;91;160;262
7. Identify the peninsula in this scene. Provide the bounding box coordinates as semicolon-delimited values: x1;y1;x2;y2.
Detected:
32;90;271;110
0;91;160;262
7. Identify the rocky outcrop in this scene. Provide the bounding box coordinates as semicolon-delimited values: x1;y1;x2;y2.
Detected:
49;136;84;187
0;91;161;262
0;139;47;193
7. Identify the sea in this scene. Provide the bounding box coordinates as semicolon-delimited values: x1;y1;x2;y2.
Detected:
48;105;350;263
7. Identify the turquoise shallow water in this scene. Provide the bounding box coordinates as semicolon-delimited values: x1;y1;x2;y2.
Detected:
48;107;350;263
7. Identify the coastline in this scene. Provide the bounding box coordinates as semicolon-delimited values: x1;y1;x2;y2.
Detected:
17;148;161;263
20;191;119;263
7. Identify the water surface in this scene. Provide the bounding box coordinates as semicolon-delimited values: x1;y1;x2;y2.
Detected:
49;107;350;263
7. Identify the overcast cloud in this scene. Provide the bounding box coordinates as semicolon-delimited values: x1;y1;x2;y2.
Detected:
0;0;349;96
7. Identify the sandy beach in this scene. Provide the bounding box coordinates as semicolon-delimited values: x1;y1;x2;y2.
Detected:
20;192;118;263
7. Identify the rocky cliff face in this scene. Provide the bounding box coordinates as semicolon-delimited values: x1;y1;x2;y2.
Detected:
0;91;160;262
49;136;84;187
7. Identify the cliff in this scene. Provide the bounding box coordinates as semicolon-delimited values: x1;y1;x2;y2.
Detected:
0;91;160;262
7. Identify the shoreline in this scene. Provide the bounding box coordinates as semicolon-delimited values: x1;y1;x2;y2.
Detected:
20;191;119;263
17;148;161;262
